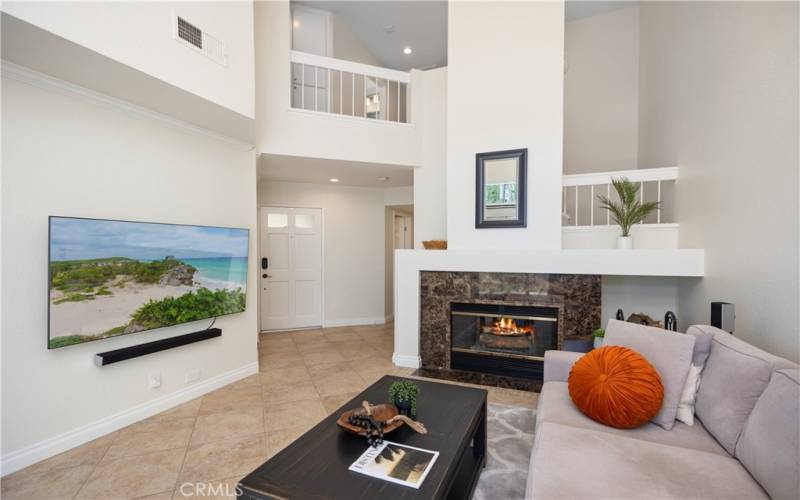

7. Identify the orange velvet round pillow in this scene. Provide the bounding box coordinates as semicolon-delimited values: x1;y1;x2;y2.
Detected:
568;345;664;429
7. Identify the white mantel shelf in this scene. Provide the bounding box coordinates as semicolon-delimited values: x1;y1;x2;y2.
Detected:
391;248;704;369
396;248;704;277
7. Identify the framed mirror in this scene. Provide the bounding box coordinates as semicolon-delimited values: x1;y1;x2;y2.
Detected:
475;148;527;228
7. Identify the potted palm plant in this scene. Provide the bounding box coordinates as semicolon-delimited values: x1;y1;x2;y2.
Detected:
597;177;661;249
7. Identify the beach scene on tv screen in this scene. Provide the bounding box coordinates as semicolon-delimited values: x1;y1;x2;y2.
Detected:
48;217;249;349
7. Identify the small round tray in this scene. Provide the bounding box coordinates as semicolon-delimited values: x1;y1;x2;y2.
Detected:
336;404;403;436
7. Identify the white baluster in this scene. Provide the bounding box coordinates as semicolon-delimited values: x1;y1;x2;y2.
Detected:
657;180;662;224
590;185;594;226
607;184;610;225
314;66;318;112
301;63;305;110
640;181;644;224
575;186;579;226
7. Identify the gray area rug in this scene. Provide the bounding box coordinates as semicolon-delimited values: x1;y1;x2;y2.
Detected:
474;403;537;500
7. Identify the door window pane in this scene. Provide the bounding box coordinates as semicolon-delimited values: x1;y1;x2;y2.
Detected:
268;213;289;228
295;214;314;229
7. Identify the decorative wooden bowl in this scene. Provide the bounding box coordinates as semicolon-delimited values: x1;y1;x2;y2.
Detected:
422;240;447;250
337;404;403;437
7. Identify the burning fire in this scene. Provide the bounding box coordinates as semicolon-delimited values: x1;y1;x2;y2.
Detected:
488;317;534;336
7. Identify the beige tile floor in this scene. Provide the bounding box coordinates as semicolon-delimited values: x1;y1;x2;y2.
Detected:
1;323;537;499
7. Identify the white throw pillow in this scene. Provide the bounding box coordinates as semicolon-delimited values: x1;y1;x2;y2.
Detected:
676;363;702;425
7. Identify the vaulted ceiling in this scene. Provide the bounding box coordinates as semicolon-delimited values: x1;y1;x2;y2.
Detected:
297;1;447;71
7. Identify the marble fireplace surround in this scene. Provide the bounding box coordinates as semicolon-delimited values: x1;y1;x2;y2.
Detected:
419;272;601;373
392;248;704;368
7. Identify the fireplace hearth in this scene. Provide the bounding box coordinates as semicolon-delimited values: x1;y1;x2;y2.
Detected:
451;302;560;380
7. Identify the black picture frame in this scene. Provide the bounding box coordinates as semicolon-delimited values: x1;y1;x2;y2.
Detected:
475;148;527;228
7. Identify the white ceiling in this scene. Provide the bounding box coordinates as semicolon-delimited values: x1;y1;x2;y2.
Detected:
258;154;414;188
296;1;447;71
565;1;639;22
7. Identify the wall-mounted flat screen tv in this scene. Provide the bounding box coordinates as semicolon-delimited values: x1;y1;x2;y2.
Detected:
48;216;249;349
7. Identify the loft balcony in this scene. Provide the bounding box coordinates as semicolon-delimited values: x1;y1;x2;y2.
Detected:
290;51;410;125
258;51;420;168
561;167;680;249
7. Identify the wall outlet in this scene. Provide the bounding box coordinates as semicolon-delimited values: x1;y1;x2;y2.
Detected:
185;369;202;384
148;371;162;389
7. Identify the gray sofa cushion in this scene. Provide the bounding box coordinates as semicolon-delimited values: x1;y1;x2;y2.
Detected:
526;421;768;499
695;328;798;455
735;369;800;500
537;381;728;456
604;319;695;430
542;350;583;383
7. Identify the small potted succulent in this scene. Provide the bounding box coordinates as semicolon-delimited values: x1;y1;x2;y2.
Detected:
388;380;420;418
593;328;605;349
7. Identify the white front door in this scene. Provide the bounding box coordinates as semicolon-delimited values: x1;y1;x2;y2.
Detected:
259;207;322;331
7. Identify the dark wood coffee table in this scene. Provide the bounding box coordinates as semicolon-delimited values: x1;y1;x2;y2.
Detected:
238;376;488;500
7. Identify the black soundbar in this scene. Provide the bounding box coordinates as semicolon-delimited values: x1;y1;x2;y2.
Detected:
94;328;222;366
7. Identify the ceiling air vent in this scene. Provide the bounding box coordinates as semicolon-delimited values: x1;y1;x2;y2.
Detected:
173;14;228;66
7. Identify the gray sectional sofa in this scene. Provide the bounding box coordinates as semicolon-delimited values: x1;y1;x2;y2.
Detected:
526;324;799;499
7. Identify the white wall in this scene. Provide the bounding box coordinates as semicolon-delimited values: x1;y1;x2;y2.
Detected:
638;1;799;361
331;14;382;66
564;6;639;174
562;224;678;250
383;186;413;206
2;1;255;119
258;181;387;326
1;74;258;471
255;0;420;167
446;1;564;250
412;67;447;248
601;276;679;330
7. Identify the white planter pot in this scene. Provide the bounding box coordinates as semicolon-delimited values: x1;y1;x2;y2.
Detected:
593;336;604;349
616;236;633;250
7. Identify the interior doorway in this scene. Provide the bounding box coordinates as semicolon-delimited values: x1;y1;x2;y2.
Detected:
385;205;414;322
393;213;413;250
259;206;323;331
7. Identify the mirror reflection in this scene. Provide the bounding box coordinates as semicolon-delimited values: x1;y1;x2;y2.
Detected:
483;158;519;221
475;149;527;228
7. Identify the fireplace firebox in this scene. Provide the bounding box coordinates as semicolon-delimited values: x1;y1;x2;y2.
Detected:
450;302;560;380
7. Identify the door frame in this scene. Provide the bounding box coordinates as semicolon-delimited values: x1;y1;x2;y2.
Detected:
290;3;333;57
257;203;326;332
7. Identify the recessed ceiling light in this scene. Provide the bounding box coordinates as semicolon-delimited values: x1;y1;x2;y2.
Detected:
403;47;412;55
377;176;390;182
329;178;339;183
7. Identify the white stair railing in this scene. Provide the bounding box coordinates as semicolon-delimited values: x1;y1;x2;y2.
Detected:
561;167;678;227
290;51;411;124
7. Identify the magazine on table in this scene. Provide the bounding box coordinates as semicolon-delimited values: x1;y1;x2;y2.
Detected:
348;441;439;489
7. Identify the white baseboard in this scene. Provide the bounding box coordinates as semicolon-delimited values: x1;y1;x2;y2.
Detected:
0;362;259;477
393;353;421;368
322;316;387;328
